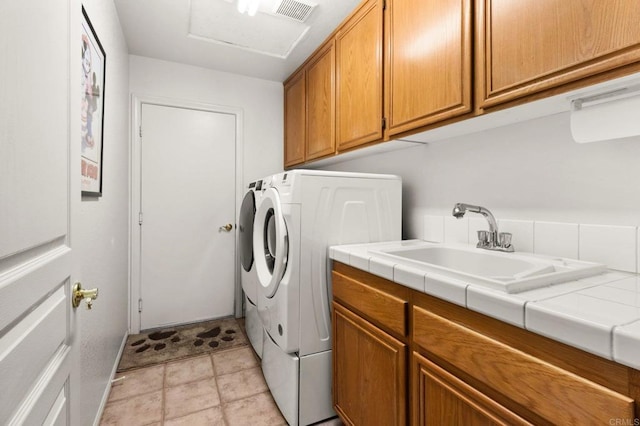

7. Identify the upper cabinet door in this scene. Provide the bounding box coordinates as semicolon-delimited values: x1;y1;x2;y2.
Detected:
386;0;472;136
306;41;336;161
477;0;640;109
336;0;384;151
284;70;306;168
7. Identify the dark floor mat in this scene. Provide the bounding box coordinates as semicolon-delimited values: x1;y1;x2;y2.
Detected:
117;317;248;372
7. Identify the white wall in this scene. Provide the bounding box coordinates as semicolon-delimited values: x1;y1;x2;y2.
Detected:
129;55;284;184
71;1;130;424
321;112;640;239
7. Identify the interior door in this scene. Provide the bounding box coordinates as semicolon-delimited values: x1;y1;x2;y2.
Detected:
139;103;236;330
0;0;77;423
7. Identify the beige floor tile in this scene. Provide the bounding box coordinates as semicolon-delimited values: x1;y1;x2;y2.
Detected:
165;355;214;387
100;390;163;426
216;367;268;403
107;365;165;402
212;347;259;376
165;377;221;420
223;392;286;426
164;407;226;426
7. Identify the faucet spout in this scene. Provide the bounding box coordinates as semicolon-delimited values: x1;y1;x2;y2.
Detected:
452;203;498;234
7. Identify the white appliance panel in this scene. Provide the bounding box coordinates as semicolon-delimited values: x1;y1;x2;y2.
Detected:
299;177;402;356
262;332;299;426
299;350;335;425
244;295;263;358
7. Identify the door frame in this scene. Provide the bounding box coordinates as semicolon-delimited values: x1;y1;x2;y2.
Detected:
130;94;244;333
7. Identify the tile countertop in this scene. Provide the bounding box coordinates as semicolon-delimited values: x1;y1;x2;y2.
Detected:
329;240;640;370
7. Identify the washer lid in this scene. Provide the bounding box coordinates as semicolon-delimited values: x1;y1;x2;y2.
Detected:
253;188;288;298
239;190;256;272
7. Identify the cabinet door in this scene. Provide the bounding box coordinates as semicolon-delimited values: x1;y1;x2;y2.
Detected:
478;0;640;108
284;70;306;167
333;302;407;426
413;352;531;426
336;0;384;151
386;0;472;135
306;42;335;161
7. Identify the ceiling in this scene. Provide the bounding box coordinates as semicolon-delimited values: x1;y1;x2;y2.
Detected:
114;0;360;82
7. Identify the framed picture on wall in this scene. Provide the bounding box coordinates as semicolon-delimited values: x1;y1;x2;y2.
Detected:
81;6;106;196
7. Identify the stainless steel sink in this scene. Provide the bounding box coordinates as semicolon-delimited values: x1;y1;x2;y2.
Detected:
369;244;606;293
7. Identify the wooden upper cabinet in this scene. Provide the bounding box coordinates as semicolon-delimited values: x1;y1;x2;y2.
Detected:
284;70;306;168
306;42;336;161
336;0;384;151
477;0;640;109
386;0;472;136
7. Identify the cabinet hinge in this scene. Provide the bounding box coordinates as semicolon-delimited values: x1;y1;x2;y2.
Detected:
138;212;143;225
382;0;386;10
382;117;387;130
139;126;142;137
138;298;143;313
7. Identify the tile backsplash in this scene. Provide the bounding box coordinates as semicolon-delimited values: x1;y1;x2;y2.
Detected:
422;215;639;273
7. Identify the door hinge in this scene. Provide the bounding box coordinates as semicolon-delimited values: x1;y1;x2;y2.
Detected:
138;298;143;313
382;117;387;130
139;126;142;137
138;212;143;225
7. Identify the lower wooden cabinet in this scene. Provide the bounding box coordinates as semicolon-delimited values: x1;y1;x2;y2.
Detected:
332;262;640;425
332;302;407;426
412;352;530;426
412;305;635;425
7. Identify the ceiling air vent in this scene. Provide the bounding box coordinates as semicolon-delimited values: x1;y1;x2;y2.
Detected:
273;0;317;22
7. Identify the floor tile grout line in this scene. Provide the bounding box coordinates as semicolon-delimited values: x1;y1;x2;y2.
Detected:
161;362;167;425
210;352;229;425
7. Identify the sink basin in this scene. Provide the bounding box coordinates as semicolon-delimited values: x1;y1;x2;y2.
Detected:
370;244;606;293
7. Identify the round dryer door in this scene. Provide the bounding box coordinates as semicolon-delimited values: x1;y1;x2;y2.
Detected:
239;190;255;272
253;187;288;298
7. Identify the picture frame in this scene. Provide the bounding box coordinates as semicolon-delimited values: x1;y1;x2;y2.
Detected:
81;6;106;196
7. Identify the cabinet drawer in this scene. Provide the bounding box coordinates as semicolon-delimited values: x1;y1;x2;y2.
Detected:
413;306;635;425
332;269;407;337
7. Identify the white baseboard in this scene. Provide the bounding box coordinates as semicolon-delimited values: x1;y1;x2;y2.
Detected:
92;331;129;426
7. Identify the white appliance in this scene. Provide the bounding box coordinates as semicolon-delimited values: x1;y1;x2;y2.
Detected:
239;179;265;358
253;170;402;426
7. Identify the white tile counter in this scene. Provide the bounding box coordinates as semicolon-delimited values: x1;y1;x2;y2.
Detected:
329;240;640;370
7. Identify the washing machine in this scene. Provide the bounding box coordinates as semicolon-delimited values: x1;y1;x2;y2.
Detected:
239;179;264;358
253;170;402;426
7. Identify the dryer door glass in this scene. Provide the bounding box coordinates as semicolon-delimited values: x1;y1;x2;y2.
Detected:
254;188;288;298
239;190;255;272
264;209;277;273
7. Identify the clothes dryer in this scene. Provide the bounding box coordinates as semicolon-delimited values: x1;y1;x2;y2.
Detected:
253;170;402;426
238;179;264;358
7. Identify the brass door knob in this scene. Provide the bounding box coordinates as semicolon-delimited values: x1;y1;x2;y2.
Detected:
219;223;233;232
72;282;99;309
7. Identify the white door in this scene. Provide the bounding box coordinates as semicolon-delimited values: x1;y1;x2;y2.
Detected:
139;103;236;330
0;0;78;424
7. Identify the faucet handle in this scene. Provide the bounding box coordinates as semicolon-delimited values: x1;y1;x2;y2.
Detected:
498;232;512;248
477;230;490;247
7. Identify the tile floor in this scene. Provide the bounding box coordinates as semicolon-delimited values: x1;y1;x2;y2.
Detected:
100;345;343;426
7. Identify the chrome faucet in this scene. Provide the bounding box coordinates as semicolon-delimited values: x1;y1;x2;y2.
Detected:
452;203;514;252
